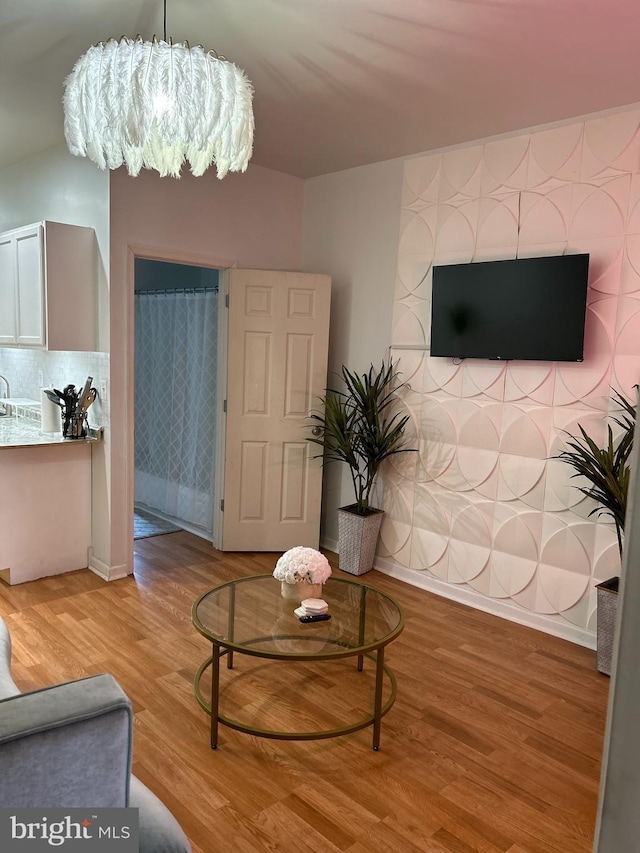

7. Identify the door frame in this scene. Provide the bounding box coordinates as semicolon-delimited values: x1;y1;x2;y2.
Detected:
125;243;234;564
213;269;230;546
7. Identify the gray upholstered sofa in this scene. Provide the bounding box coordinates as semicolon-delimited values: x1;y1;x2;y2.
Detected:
0;617;191;852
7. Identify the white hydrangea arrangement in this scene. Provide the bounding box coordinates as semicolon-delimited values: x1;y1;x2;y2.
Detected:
273;546;332;585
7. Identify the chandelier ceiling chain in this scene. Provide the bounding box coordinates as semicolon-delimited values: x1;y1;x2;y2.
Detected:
62;0;254;179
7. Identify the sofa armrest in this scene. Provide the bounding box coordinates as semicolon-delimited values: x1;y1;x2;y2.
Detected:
130;776;192;853
0;617;20;699
0;673;132;808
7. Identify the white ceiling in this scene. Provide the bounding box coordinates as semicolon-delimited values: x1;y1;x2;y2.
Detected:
2;0;640;179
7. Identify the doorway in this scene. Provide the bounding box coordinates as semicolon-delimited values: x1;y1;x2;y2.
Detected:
133;258;220;542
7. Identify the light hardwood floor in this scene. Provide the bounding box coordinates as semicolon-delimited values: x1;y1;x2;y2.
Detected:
0;531;609;853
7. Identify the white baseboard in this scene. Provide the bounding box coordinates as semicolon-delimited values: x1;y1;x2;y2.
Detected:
373;555;597;650
320;536;338;554
88;551;130;582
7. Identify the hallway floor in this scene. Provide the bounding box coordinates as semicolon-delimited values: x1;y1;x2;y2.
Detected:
133;506;181;539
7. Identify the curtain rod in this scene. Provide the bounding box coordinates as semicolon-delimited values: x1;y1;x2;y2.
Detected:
134;286;219;295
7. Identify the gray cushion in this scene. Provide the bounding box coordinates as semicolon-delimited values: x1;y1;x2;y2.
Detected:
0;675;132;808
0;618;20;699
130;776;191;853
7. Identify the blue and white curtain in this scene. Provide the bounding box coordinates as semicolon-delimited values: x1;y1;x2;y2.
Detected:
134;289;218;533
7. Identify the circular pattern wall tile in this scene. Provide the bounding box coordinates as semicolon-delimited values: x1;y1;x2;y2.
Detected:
418;400;458;479
592;536;622;582
519;190;570;244
448;538;491;583
583;110;640;177
621;235;640;293
436;202;479;253
410;524;449;574
397;213;435;295
392;300;428;347
448;503;493;582
538;525;593;612
461;360;507;397
503;363;555;402
482;135;530;193
612;299;640;394
440;147;483;200
476;196;519;249
492;514;539;596
422;357;464;394
528;123;583;186
498;455;547;503
404;155;441;203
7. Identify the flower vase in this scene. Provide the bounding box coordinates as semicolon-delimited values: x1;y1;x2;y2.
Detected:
280;581;322;602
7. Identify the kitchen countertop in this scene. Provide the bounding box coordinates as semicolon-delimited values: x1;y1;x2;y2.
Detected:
0;417;102;448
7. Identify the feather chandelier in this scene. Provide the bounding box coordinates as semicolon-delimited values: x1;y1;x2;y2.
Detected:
63;24;254;179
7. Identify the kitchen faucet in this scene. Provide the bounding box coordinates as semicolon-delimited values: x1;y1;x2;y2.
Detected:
0;374;10;416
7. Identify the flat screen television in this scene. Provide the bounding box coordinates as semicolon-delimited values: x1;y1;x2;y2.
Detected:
429;253;590;361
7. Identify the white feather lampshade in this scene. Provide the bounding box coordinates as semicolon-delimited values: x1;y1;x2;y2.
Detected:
63;36;254;179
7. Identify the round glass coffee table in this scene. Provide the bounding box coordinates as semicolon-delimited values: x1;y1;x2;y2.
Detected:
192;575;404;750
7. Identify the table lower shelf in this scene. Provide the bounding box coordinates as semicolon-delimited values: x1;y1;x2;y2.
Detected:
194;645;398;750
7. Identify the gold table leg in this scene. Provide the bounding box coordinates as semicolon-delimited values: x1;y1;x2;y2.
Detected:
357;584;366;672
210;643;220;750
372;646;384;751
227;584;235;670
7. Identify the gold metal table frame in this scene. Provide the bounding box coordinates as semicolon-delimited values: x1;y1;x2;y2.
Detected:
191;575;405;750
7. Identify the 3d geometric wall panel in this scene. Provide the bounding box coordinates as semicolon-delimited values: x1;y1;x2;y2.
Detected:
384;108;640;641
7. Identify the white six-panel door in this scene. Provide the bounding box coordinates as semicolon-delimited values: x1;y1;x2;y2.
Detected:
221;269;331;551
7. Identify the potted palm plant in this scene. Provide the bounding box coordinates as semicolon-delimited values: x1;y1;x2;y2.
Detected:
555;388;636;675
307;359;415;575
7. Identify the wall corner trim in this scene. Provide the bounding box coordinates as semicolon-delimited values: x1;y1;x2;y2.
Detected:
88;551;130;583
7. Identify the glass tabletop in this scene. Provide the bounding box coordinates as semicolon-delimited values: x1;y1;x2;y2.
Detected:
192;575;404;659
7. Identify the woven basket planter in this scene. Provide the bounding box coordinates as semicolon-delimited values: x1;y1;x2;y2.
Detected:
337;506;384;575
595;576;619;676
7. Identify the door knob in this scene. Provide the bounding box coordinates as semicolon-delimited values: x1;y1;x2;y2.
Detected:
311;426;323;437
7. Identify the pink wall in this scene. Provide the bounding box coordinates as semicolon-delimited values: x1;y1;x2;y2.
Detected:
111;165;303;270
107;164;304;575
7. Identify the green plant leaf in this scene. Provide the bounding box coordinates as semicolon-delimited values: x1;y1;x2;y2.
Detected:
554;388;637;555
306;358;416;513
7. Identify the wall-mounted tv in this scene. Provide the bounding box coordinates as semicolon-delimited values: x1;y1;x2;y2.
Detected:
430;253;590;362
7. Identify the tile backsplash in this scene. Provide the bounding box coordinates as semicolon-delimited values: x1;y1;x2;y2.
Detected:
0;348;110;429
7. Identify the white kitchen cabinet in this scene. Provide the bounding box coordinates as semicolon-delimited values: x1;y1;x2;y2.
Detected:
15;225;44;345
0;233;16;345
0;220;96;350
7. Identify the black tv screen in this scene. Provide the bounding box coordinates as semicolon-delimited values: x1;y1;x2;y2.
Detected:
430;254;590;361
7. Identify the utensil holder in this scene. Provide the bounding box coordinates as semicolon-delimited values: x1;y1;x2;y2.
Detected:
63;412;87;439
